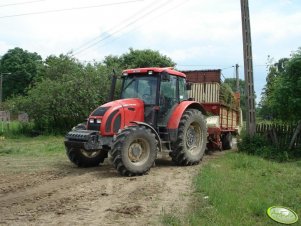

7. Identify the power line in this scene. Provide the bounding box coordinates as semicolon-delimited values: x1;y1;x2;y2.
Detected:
94;0;190;51
89;0;189;52
72;0;174;56
73;0;173;55
0;0;47;8
0;0;144;19
72;0;160;54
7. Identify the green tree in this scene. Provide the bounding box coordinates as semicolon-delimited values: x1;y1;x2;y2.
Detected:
258;57;289;120
7;49;176;132
7;54;110;132
224;78;247;118
259;48;301;122
120;48;176;68
103;48;176;70
0;47;43;100
37;54;84;81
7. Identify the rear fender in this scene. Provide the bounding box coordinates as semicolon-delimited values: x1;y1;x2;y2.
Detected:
167;101;207;129
166;101;207;142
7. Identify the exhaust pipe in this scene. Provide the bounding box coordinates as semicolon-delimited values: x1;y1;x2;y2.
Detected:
108;69;117;102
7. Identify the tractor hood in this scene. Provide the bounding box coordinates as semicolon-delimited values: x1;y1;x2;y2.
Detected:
102;98;144;110
88;98;144;136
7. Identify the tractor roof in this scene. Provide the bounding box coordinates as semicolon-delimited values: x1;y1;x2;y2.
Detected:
122;67;186;78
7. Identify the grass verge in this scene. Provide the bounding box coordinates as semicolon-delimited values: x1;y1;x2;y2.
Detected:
0;121;35;138
0;136;66;173
0;135;64;156
162;152;301;226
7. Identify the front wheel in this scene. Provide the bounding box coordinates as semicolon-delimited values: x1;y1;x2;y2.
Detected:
66;147;106;167
171;109;207;165
111;126;158;176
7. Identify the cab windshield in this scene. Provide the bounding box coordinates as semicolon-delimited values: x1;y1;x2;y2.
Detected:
121;74;157;105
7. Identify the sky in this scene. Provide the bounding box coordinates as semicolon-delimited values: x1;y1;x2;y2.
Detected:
1;0;301;103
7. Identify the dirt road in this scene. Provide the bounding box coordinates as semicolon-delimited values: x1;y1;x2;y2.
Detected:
0;151;219;226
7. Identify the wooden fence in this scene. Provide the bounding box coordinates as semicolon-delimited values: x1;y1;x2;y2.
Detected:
256;121;301;150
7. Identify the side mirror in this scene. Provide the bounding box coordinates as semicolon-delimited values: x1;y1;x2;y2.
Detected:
161;71;170;81
186;82;192;90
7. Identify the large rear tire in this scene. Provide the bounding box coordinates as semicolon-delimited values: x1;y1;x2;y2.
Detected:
111;126;158;176
171;109;207;165
66;147;106;167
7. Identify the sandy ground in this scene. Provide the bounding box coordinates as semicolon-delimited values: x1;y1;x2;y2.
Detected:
0;150;223;226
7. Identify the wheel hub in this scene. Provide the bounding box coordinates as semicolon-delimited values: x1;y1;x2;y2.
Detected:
129;143;143;162
185;122;203;155
80;149;100;158
186;126;197;147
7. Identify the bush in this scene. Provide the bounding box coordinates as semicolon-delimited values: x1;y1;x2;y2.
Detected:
6;55;111;134
0;121;35;138
238;132;291;162
5;49;176;134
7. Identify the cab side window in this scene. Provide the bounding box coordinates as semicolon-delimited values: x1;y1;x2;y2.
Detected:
178;77;188;101
158;75;178;126
160;76;177;103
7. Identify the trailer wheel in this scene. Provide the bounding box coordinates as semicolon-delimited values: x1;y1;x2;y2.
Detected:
66;147;106;167
222;132;233;150
111;126;158;176
171;109;207;166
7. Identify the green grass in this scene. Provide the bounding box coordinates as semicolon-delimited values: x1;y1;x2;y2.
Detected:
0;120;38;138
161;213;182;226
0;135;67;173
0;135;65;156
162;152;301;226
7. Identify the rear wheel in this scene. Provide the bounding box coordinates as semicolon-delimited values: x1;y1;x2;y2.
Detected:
66;147;106;167
171;109;207;165
222;132;233;150
111;126;158;176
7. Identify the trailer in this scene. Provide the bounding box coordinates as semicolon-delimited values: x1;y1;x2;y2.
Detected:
183;70;242;150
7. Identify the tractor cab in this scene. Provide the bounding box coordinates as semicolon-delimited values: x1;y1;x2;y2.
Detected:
120;68;188;130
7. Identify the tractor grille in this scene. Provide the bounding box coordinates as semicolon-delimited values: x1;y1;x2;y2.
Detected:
65;130;97;141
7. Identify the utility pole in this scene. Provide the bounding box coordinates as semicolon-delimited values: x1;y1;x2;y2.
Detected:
240;0;256;136
235;64;240;92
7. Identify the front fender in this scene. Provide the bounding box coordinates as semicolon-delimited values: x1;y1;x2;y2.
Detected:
131;121;162;152
167;101;207;130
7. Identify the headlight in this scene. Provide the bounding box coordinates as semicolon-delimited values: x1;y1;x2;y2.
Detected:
96;119;101;124
89;118;94;123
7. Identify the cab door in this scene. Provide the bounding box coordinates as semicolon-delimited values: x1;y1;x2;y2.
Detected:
158;74;179;127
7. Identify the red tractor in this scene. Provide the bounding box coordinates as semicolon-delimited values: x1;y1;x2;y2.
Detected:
64;67;207;176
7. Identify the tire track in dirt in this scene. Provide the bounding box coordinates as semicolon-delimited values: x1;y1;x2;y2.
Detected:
0;152;225;226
